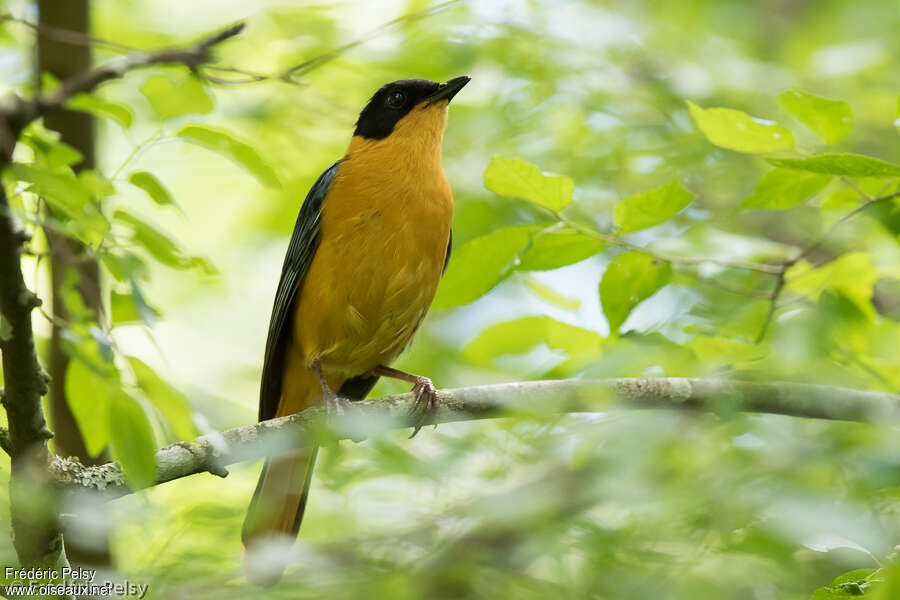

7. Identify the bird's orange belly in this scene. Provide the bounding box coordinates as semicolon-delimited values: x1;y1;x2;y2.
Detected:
290;193;450;380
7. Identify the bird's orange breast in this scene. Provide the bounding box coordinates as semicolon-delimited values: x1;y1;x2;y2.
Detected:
288;109;454;384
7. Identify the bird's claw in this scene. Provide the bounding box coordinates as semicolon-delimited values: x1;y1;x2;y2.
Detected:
323;390;355;418
407;377;439;439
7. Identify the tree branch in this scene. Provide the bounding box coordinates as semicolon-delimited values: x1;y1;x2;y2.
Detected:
0;21;244;149
51;378;900;500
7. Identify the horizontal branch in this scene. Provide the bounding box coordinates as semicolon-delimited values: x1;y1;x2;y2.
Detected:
51;378;900;500
0;22;244;149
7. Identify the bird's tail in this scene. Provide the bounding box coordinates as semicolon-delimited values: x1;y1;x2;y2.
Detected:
241;446;318;584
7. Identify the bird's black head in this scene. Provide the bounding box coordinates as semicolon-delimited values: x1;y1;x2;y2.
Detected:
354;77;470;140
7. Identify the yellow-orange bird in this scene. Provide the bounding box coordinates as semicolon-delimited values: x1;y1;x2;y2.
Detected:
242;76;469;581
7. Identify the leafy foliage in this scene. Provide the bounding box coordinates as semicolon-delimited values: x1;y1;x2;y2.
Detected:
2;1;900;598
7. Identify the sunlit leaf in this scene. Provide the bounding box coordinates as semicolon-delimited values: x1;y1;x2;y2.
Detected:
768;153;900;177
777;89;852;145
600;251;672;334
108;392;158;489
433;226;535;308
127;356;198;442
64;358;116;457
484;157;574;212
128;171;176;207
140;74;214;120
687;101;795;153
464;315;601;363
67;93;134;129
525;275;581;311
785;252;878;320
516;227;604;271
614;180;695;233
741;169;832;210
176;124;279;187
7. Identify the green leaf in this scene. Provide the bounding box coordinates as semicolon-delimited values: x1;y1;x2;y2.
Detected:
114;209;211;272
108;392;158;489
786;252;879;320
687;101;795;153
140;74;214;120
613;180;695;233
741;169;832;210
127;356;198;441
433;226;535;308
128;171;175;207
810;569;876;599
599;252;672;334
768;153;900;177
176;124;279;187
525;276;581;311
516;227;604;271
66;93;134;129
777;89;852;145
464;316;602;364
13;164;109;247
484;157;574;212
64;358;116;457
111;280;160;325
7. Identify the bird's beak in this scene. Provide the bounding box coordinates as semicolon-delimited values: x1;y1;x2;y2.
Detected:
426;76;471;106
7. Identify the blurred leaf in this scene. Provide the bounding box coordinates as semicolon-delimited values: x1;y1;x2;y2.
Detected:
769;153;900;177
525;275;580;311
13;163;108;247
777;89;852;145
786;252;878;319
101;251;150;283
741;169;832;210
176;124;279;187
140;74;214;120
128;171;175;207
614;180;695;233
108;392;158;489
484;157;574;212
433;226;535;308
687;101;795;153
600;252;672;334
111;280;160;325
465;315;601;363
64;358;116;457
67;93;134;129
810;569;876;599
21;127;83;167
516;227;604;271
114;209;212;272
127;356;198;441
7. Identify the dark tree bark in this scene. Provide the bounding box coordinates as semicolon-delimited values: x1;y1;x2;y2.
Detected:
36;0;110;567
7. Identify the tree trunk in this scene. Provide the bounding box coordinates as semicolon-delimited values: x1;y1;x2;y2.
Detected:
36;0;111;566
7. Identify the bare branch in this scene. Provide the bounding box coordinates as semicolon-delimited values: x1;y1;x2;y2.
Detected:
0;22;245;140
52;378;900;500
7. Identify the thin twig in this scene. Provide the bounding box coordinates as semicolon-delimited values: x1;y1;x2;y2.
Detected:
754;189;900;343
0;13;133;52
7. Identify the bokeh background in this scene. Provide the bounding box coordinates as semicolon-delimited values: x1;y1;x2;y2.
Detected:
2;0;900;598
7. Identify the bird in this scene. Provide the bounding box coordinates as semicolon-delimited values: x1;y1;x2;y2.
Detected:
241;76;469;581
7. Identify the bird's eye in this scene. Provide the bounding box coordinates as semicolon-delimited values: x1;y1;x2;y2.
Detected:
386;90;406;109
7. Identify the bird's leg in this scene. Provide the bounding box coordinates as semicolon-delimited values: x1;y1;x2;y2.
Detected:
372;365;439;438
311;359;354;416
